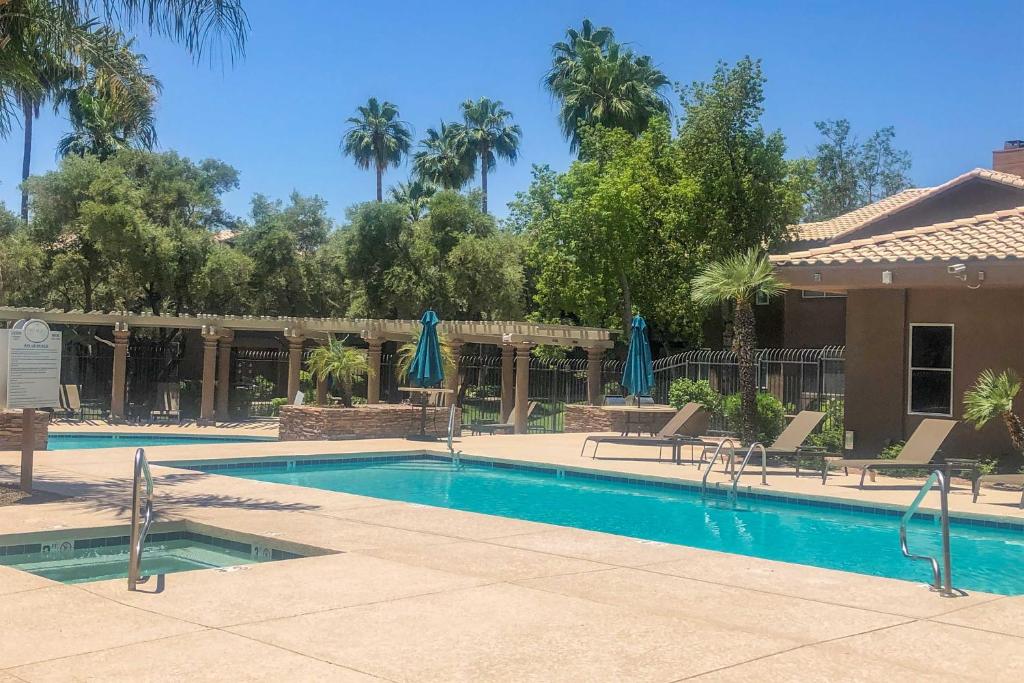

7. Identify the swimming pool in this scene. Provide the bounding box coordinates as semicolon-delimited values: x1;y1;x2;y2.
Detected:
171;454;1024;595
48;433;275;450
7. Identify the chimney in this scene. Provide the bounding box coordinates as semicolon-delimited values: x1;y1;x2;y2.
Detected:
993;140;1024;178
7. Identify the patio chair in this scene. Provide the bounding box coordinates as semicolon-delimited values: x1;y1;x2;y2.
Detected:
581;402;710;463
150;383;182;424
973;473;1024;509
725;410;828;478
822;419;958;487
470;401;538;435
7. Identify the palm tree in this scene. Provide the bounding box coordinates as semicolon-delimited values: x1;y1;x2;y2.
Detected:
545;22;669;153
389;178;436;221
544;18;614;92
412;122;474;191
2;0;245;219
57;86;157;159
306;336;369;408
692;249;786;444
396;331;457;383
341;97;413;202
964;369;1024;454
458;97;521;214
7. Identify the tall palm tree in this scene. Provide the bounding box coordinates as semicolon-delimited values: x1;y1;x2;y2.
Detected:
342;97;413;202
692;249;786;444
412;122;474;190
544;18;614;92
458;97;521;214
964;369;1024;454
389;178;436;221
2;0;246;219
545;21;669;153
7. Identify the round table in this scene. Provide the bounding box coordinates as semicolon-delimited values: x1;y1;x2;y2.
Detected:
398;387;454;441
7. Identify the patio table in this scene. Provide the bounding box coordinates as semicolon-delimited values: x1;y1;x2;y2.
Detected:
398;387;454;441
600;404;678;437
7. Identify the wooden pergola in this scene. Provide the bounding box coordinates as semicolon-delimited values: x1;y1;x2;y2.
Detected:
0;308;615;433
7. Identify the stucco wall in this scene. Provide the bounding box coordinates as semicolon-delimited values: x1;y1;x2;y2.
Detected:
845;287;1024;458
782;291;846;348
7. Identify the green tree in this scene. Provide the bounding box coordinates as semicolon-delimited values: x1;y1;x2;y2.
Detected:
457;97;521;213
692;249;786;444
306;337;368;408
964;369;1024;454
412;122;474;190
545;20;669;153
677;57;800;258
803;119;912;220
341;97;412;202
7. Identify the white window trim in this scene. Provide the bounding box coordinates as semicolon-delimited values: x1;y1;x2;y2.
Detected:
907;323;954;417
801;290;847;299
755;290;770;306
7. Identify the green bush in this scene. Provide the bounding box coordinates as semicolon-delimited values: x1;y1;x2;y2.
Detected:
465;384;501;399
269;396;288;416
722;392;788;443
806;398;845;452
667;378;721;413
252;375;276;401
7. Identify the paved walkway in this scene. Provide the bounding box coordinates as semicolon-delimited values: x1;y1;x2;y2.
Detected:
0;432;1021;681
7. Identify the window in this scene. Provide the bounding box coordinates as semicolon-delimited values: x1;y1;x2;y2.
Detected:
801;290;846;299
908;324;953;416
755;290;770;305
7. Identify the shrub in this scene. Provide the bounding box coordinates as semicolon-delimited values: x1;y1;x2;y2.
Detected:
251;375;276;401
722;392;788;443
269;397;288;415
806;398;844;452
667;378;721;413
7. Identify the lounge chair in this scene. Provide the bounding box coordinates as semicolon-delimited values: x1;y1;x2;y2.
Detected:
470;401;538;435
973;474;1024;509
581;402;709;464
150;383;182;424
822;418;957;486
727;410;827;478
58;384;83;420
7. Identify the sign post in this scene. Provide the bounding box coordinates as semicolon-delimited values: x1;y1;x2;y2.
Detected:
0;319;62;492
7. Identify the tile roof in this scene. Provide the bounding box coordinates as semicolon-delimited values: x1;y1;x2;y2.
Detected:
772;206;1024;266
791;167;1024;243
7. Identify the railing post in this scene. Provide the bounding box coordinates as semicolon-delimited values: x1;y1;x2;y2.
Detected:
939;467;954;597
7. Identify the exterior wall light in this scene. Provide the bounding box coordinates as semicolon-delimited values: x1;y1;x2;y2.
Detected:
881;271;893;285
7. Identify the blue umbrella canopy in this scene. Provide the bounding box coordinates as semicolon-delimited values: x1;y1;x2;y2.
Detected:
621;314;654;397
408;309;445;388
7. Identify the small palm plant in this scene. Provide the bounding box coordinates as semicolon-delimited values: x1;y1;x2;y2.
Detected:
963;369;1024;453
692;249;786;444
396;332;457;385
306;337;369;408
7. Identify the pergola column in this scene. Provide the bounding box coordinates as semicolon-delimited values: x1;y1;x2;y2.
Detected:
365;337;384;404
285;329;305;404
444;339;464;405
500;344;515;421
586;346;605;405
110;324;130;421
513;344;532;434
199;327;219;425
215;329;234;421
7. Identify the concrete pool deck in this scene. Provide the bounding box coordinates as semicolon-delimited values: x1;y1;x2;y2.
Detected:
0;432;1022;680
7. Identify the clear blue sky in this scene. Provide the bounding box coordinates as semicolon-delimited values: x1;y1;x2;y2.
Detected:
2;0;1022;223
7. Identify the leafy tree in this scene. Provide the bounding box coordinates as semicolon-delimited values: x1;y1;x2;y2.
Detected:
306;336;368;407
389;178;436;221
802;119;912;220
677;57;800;258
341;97;412;202
545;20;669;153
412;122;474;190
0;203;45;305
964;369;1024;454
457;98;521;213
692;249;786;445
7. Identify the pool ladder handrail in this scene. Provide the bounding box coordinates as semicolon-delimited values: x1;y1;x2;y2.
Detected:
900;467;962;597
128;447;154;590
700;438;736;496
446;404;460;466
729;443;767;503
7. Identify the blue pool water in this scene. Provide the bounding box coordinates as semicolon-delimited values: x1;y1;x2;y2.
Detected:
189;456;1024;595
48;433;274;450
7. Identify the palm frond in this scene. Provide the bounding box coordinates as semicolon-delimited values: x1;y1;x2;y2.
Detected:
691;248;785;307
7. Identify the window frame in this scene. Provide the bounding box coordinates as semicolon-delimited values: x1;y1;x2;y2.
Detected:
907;323;955;418
800;290;847;299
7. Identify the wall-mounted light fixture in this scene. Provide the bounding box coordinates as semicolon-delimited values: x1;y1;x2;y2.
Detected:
812;272;822;283
881;270;893;285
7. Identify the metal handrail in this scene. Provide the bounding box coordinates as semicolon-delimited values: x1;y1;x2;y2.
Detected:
446;404;460;466
700;438;736;497
900;468;960;597
729;443;767;503
128;447;153;590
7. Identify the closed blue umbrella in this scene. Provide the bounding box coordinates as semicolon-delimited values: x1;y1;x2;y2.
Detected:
408;309;445;388
621;314;654;397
